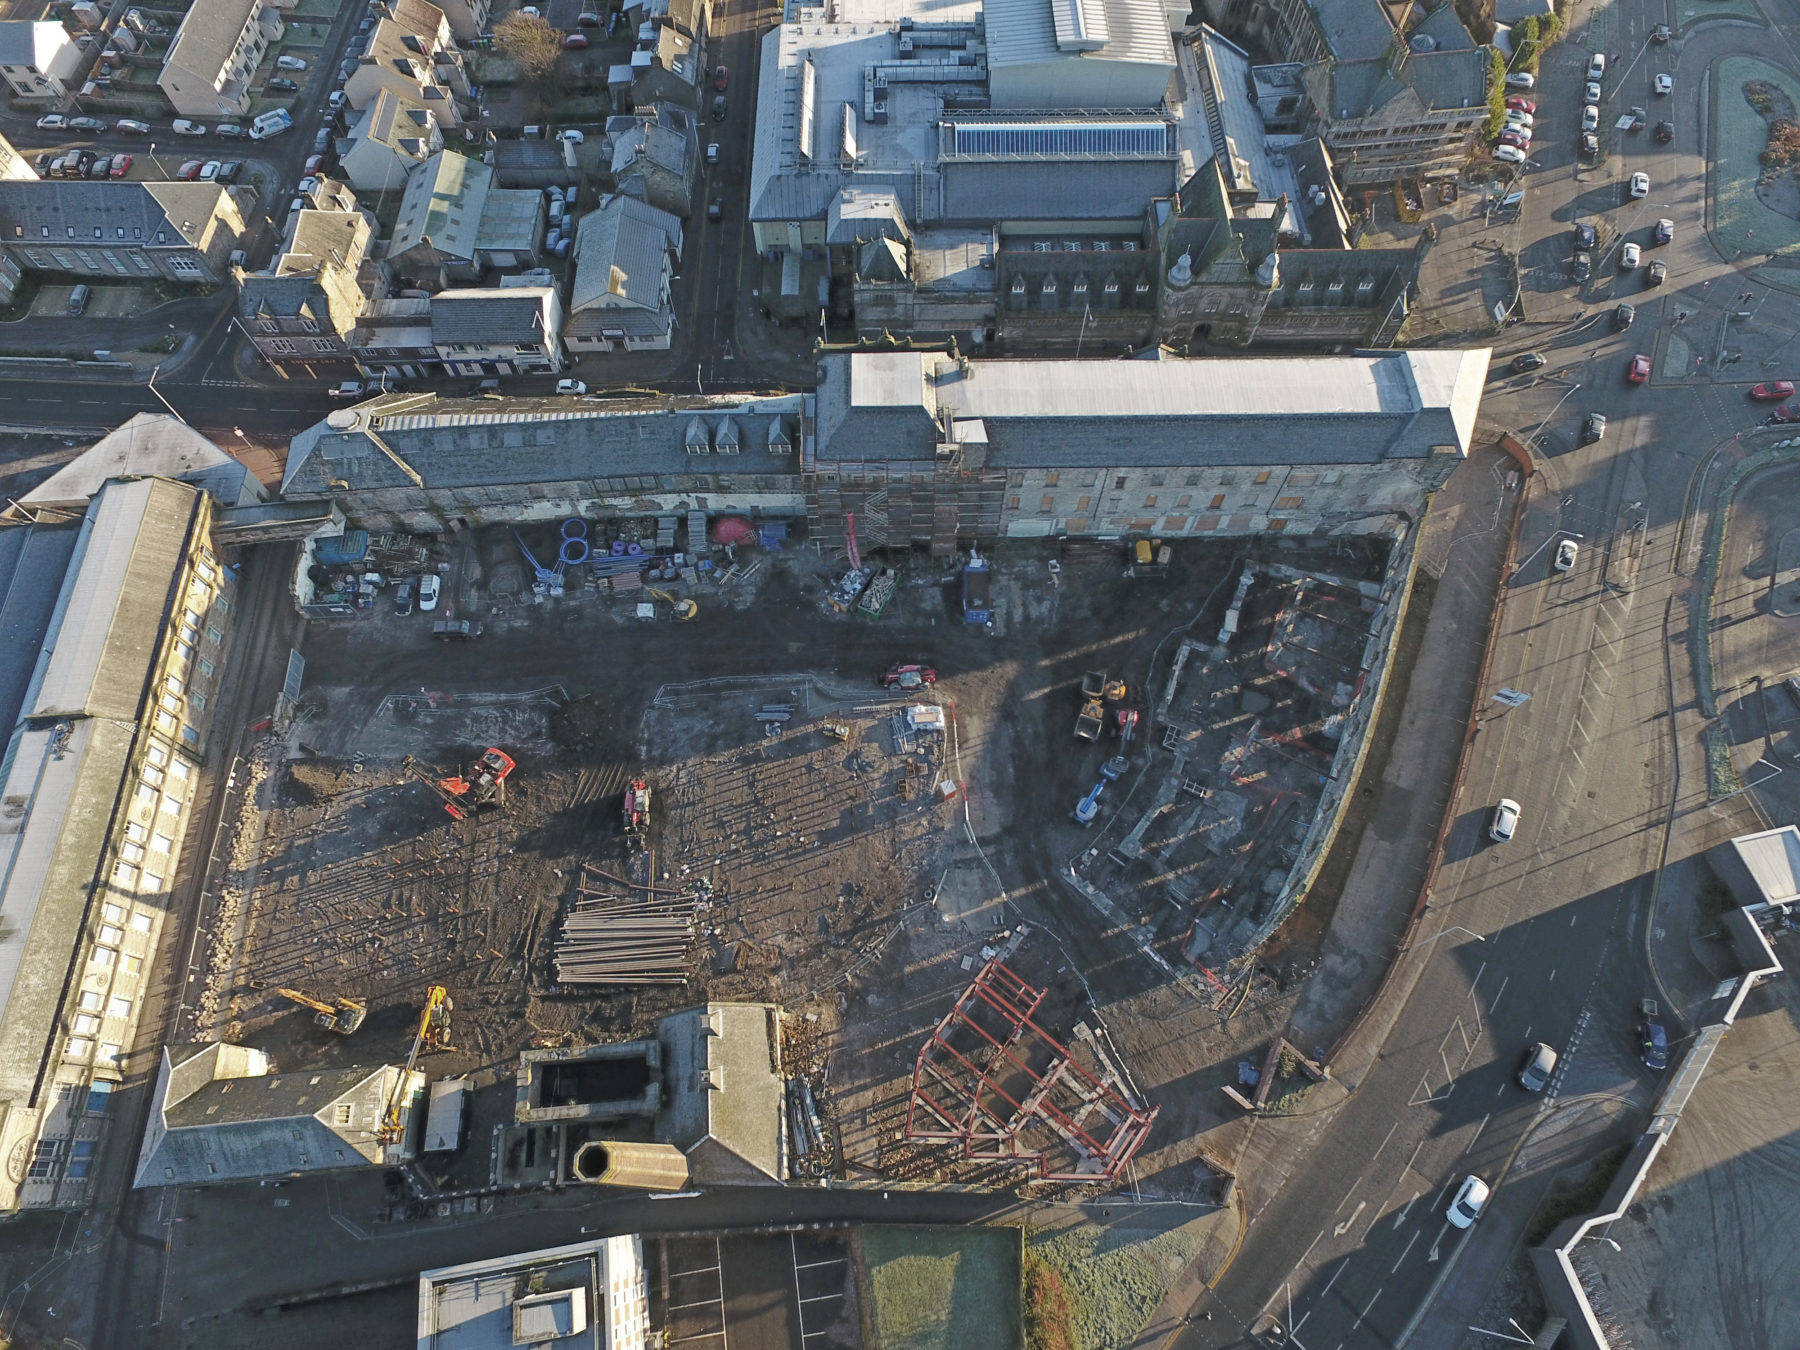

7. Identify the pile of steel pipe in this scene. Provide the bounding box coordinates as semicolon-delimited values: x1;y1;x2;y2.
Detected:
553;888;695;984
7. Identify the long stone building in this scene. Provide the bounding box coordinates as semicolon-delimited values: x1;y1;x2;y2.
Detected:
282;348;1488;556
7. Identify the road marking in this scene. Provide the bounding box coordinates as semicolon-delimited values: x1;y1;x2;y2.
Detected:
1298;1231;1325;1269
1370;1121;1399;1163
1332;1200;1367;1237
1571;910;1579;925
1467;962;1487;1009
1335;1179;1362;1213
1390;1230;1421;1273
1395;1191;1422;1225
1428;1221;1452;1263
1319;1257;1349;1298
1488;975;1509;1013
1353;1287;1383;1328
1464;1113;1491;1154
1549;967;1557;981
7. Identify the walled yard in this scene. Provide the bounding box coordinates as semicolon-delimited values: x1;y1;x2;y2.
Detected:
196;528;1409;1201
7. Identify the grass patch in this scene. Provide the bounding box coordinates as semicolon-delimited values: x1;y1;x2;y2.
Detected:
1023;1250;1077;1350
1702;722;1743;799
1028;1216;1208;1350
1525;1144;1631;1247
863;1225;1022;1350
139;333;181;353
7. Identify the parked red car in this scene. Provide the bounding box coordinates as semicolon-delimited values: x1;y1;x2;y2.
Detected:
1770;404;1800;424
1751;381;1796;400
714;63;729;90
563;32;588;47
1628;353;1651;384
1504;96;1536;113
176;160;204;180
107;153;132;177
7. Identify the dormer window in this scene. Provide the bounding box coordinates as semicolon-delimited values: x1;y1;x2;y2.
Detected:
1041;277;1056;296
1011;277;1026;296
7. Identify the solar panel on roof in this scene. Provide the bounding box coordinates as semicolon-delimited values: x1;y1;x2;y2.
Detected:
949;121;1172;158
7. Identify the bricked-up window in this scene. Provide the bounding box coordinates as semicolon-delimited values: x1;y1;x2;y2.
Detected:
1009;471;1025;487
1114;476;1127;489
1143;495;1157;508
1275;496;1304;510
1210;494;1226;509
1045;471;1059;486
1269;519;1289;531
1077;495;1091;511
1040;496;1055;512
1007;496;1020;510
1177;494;1191;507
1254;471;1272;484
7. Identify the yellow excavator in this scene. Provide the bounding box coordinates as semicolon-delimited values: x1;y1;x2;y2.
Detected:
378;985;454;1145
646;588;698;621
278;987;367;1035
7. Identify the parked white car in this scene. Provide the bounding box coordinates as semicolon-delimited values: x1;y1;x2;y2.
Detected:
557;129;584;144
277;55;308;70
1630;171;1650;198
1447;1176;1490;1229
1581;105;1600;131
1493;144;1526;164
171;119;206;136
556;379;588;395
418;574;441;611
1620;242;1641;269
1504;71;1535;90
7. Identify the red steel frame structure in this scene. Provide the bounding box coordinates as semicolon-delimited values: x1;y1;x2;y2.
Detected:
904;959;1158;1183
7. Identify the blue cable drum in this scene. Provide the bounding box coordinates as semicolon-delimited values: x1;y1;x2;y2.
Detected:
560;536;590;566
562;517;588;540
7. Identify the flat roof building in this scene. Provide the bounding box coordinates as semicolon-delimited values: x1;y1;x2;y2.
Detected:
417;1235;648;1350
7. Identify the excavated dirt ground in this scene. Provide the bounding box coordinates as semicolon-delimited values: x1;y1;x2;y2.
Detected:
200;533;1397;1193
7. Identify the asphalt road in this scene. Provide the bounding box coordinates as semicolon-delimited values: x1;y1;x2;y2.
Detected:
1170;3;1800;1345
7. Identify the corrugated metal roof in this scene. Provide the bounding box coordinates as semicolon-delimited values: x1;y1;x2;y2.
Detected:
984;0;1175;71
0;521;79;736
33;478;197;723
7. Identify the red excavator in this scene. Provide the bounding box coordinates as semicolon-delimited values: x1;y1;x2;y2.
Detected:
404;747;515;819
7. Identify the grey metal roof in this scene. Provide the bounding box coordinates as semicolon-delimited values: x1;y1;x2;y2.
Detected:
163;0;262;81
0;182;237;251
390;151;488;262
569;195;682;314
428;288;550;343
33;477;200;723
813;349;1491;466
282;392;808;497
654;1003;783;1184
984;0;1176;73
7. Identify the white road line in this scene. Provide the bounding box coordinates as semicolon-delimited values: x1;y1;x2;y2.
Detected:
1464;1113;1491;1155
1488;975;1509;1013
1298;1230;1325;1269
1319;1257;1349;1298
1570;911;1579;925
1335;1179;1363;1213
799;1294;843;1306
1390;1230;1421;1274
668;1298;726;1313
1370;1121;1400;1163
1332;1200;1367;1238
1395;1191;1422;1225
668;1266;724;1278
793;1258;844;1271
1549;968;1557;981
1404;1140;1425;1174
1354;1287;1383;1328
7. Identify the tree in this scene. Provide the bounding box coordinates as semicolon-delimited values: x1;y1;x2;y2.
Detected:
494;11;562;84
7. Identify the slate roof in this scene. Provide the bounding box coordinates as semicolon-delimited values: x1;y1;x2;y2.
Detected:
134;1043;415;1187
163;0;264;80
569;195;682;314
0;181;237;251
282;391;807;497
0;21;72;71
0;519;79;741
939;158;1177;222
813;349;1491;467
1308;0;1392;62
21;413;259;510
655;1003;783;1184
429;287;552;342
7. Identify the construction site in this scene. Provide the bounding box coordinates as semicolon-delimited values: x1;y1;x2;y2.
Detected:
192;522;1414;1201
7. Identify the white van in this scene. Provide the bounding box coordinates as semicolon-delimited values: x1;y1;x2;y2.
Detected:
249;108;293;140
